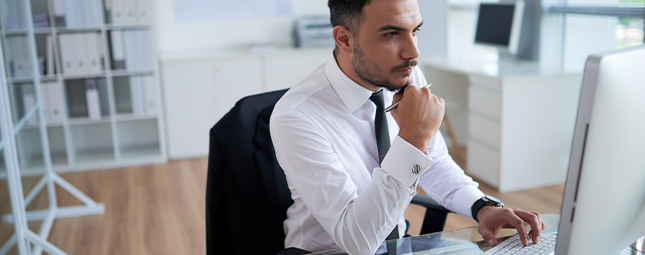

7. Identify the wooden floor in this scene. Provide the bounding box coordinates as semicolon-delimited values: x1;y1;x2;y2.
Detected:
0;158;564;254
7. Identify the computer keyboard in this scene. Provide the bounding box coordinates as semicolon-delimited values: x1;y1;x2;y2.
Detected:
483;233;556;255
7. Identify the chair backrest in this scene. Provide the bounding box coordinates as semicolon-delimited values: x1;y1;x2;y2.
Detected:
206;89;291;255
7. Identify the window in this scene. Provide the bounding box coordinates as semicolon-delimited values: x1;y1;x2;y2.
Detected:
446;0;644;70
541;0;645;70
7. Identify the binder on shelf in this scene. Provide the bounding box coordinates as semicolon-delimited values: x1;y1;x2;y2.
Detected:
85;79;101;120
130;76;145;116
123;30;136;71
21;84;38;126
9;36;34;78
46;35;55;75
77;0;88;27
135;0;150;25
123;0;137;25
38;56;46;76
97;79;110;117
85;0;102;27
143;75;156;116
63;0;80;28
140;30;153;70
108;0;125;25
58;33;74;75
110;30;126;69
52;0;66;27
1;0;26;30
41;82;65;124
84;32;102;74
32;14;50;28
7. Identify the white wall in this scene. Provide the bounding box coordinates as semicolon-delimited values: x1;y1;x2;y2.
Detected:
153;0;330;53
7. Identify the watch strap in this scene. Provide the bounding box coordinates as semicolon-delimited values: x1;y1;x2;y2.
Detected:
471;198;488;222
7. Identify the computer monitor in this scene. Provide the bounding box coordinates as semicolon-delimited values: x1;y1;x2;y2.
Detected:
474;1;525;55
555;45;645;254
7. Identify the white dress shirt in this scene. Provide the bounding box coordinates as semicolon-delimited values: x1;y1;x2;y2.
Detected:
270;52;484;254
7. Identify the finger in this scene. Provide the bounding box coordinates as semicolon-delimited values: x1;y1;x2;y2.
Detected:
479;226;498;247
392;92;403;104
517;210;542;244
396;84;410;94
506;213;529;246
534;212;546;231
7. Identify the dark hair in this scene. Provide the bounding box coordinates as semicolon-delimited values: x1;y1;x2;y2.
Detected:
328;0;372;35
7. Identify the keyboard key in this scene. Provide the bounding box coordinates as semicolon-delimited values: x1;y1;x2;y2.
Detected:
483;233;556;255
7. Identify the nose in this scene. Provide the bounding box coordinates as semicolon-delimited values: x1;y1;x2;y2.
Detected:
400;33;420;60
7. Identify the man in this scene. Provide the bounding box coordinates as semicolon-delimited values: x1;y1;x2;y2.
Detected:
270;0;545;254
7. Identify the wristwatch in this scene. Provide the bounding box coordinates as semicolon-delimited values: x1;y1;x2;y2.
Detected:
471;195;504;222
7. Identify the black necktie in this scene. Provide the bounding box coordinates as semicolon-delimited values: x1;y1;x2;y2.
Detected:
369;90;399;241
369;90;391;164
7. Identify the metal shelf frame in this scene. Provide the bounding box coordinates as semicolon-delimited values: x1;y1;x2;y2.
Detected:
0;1;105;254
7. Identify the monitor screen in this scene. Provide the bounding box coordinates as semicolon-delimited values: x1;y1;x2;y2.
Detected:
474;4;515;47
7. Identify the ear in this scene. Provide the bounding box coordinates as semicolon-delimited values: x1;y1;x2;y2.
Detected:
333;26;353;54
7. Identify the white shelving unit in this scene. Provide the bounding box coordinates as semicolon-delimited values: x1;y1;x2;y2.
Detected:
0;0;166;178
0;0;165;254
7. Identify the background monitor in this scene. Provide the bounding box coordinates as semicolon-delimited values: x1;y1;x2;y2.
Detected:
474;1;525;55
555;45;645;254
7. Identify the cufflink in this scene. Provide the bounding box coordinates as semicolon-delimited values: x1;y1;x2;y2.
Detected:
411;164;421;174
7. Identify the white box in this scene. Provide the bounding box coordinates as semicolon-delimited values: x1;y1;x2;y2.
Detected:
85;79;101;120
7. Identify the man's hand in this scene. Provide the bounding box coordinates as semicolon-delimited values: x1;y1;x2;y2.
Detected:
477;207;546;247
390;85;445;153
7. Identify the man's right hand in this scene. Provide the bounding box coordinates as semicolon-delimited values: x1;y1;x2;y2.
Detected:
390;85;445;153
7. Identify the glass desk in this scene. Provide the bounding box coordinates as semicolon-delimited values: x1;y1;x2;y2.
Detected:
310;214;645;255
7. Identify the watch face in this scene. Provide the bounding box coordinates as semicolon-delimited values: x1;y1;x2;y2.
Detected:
483;195;504;207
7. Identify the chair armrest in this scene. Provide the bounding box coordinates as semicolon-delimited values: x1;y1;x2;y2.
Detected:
410;194;452;235
410;195;451;213
277;247;311;255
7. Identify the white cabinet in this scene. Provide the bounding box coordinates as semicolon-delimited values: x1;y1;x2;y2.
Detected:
264;49;329;91
160;49;329;160
212;59;263;119
161;57;262;159
425;58;582;192
467;70;582;192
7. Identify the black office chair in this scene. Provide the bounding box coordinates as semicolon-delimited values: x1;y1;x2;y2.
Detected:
206;89;451;255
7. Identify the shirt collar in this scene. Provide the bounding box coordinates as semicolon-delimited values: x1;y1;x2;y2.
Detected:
325;51;376;113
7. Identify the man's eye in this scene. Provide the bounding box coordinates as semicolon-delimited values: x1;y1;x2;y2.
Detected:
385;31;397;37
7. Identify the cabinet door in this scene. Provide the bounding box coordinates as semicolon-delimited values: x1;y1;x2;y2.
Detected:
212;58;263;122
161;57;262;160
467;140;500;188
264;52;328;92
161;60;215;159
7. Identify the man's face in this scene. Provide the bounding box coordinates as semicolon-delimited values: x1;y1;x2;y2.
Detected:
351;0;422;91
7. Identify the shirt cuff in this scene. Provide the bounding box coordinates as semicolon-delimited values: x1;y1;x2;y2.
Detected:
381;136;433;187
451;185;485;220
